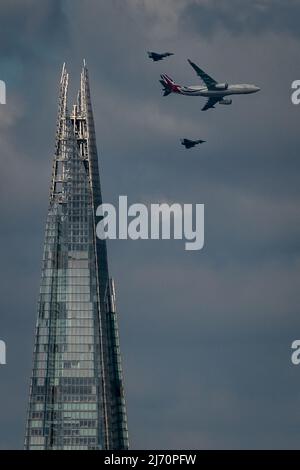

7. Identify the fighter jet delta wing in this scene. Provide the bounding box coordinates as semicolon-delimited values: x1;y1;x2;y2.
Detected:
181;138;206;149
202;96;220;111
148;51;174;62
188;59;217;89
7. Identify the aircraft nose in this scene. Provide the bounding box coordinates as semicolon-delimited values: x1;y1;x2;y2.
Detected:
254;86;261;92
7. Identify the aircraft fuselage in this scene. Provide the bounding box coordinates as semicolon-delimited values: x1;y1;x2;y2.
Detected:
177;84;260;97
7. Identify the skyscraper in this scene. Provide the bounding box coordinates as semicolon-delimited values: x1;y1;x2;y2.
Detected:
24;62;129;450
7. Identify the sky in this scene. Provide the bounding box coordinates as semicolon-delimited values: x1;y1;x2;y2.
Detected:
0;0;300;449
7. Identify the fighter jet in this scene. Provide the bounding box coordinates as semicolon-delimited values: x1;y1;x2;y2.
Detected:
181;138;206;149
148;51;174;62
160;59;260;110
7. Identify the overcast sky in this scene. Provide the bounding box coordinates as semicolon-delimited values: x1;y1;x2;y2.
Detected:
0;0;300;449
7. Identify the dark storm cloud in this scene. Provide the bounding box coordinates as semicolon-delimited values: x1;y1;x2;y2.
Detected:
0;0;68;58
0;0;70;219
0;0;300;449
0;0;69;449
181;0;300;38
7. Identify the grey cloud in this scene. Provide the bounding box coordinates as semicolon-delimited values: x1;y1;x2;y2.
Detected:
0;0;68;59
180;0;300;38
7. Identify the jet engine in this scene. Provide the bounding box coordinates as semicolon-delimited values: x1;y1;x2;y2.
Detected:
219;98;232;105
213;83;228;90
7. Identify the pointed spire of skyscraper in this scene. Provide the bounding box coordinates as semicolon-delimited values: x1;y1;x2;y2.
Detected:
24;63;128;450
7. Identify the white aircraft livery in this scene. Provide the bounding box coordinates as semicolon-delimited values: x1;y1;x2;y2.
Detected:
160;59;260;111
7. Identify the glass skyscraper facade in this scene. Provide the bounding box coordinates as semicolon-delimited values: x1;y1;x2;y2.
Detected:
24;63;128;450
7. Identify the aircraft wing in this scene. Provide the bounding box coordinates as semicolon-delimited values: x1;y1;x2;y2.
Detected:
188;60;217;89
202;97;220;111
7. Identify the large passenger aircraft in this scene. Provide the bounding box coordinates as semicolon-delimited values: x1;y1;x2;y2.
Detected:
160;59;260;111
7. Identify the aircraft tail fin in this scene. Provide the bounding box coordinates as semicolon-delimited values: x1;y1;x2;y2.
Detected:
159;74;181;96
162;88;172;97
